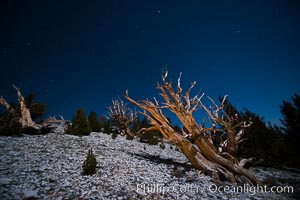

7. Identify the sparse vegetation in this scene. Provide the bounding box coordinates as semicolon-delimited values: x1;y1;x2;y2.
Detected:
126;135;134;140
82;148;97;176
139;130;161;145
159;142;165;149
135;117;163;145
111;132;118;139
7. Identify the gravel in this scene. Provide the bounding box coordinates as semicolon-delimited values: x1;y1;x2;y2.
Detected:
0;126;299;199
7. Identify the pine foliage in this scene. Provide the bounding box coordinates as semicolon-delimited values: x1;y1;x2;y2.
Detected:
82;148;97;176
66;108;91;136
279;94;300;168
99;115;110;133
88;111;101;132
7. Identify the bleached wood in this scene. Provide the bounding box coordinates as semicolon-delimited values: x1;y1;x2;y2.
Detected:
125;70;260;185
0;96;15;113
12;85;35;128
108;98;137;137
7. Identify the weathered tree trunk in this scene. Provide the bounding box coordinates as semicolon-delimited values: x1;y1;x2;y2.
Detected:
12;85;35;128
0;85;56;135
1;85;37;129
43;115;67;124
0;96;15;113
125;71;261;185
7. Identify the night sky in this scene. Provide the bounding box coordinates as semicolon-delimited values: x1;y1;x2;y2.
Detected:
1;0;299;124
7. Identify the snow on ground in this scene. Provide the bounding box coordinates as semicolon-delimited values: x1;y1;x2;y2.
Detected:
0;128;299;199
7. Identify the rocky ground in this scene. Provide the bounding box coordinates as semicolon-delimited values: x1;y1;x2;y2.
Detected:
0;126;299;200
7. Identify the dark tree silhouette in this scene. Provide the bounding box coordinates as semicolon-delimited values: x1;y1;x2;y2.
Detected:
88;111;101;132
280;94;300;168
221;98;284;167
25;93;47;121
136;116;163;145
99;115;110;133
238;110;278;165
280;94;300;136
66;108;91;136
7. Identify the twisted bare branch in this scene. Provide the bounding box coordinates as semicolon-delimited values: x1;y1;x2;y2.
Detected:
125;70;260;185
108;98;137;137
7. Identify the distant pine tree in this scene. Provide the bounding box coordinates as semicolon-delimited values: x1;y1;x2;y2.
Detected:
88;111;101;132
66;108;91;136
238;109;278;164
220;98;280;166
279;93;300;168
137;116;162;145
99;115;110;133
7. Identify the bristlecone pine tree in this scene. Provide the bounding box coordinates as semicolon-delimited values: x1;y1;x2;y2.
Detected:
0;85;35;128
82;148;97;176
108;98;137;138
125;70;261;185
0;85;50;135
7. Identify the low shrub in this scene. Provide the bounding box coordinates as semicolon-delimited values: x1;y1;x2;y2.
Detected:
82;148;97;176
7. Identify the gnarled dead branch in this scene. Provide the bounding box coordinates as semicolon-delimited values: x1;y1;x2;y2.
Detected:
125;70;261;185
12;85;35;128
108;98;137;137
0;85;35;128
0;96;15;113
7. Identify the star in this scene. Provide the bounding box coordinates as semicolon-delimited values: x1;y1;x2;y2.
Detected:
235;24;241;35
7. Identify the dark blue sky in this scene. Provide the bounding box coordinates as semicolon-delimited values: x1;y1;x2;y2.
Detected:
1;0;299;124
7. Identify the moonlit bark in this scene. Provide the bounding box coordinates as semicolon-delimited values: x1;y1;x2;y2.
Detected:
108;98;137;137
0;96;15;113
12;85;35;128
125;70;261;185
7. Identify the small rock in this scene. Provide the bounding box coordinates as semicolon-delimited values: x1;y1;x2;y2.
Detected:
92;186;97;192
45;186;52;191
0;177;12;185
23;189;38;199
62;180;71;187
81;190;88;196
49;176;56;183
